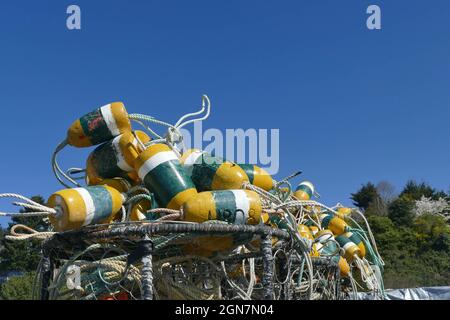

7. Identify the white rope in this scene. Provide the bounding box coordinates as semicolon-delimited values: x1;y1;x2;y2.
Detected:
175;94;211;129
52;139;82;188
12;202;50;212
0;211;53;217
5;224;56;241
274;200;338;214
130;118;163;139
0;193;56;216
274;170;302;188
129;94;211;152
354;257;380;292
220;261;252;300
348;272;360;300
66;168;86;181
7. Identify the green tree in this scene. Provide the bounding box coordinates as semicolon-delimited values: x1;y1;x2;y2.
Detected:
387;196;415;227
350;182;382;215
0;226;4;244
365;183;450;289
0;272;35;300
431;232;450;252
0;227;4;262
0;196;49;272
413;214;449;242
400;180;447;201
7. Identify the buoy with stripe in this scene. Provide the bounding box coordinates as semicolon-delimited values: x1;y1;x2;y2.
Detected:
180;149;249;191
67;102;131;148
320;213;348;236
315;240;350;277
335;234;361;263
182;190;263;225
86;130;150;185
238;164;274;191
47;186;125;232
293;181;315;201
343;231;366;258
134;143;197;209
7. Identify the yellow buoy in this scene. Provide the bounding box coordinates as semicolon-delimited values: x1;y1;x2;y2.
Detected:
293;181;315;201
298;224;314;240
314;235;351;277
180;149;249;191
67;102;131;148
335;234;361;263
343;231;366;259
86;130;150;185
238;164;274;191
320;213;348;236
309;225;319;236
182;190;263;225
48;186;124;231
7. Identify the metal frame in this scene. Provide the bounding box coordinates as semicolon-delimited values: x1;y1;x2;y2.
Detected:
40;222;291;300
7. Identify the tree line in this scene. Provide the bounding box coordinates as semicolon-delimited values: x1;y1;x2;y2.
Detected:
351;180;450;288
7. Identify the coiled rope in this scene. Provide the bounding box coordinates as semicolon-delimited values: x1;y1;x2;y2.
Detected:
5;224;55;241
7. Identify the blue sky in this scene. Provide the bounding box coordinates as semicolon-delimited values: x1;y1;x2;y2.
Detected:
1;1;449;226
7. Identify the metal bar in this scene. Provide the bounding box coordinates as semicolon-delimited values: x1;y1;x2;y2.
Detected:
40;254;52;300
335;265;341;300
261;233;274;300
140;236;154;300
43;223;290;252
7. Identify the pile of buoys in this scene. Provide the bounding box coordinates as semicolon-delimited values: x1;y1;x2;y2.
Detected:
44;98;276;232
0;94;385;299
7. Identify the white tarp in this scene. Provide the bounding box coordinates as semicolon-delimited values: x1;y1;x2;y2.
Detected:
357;286;450;300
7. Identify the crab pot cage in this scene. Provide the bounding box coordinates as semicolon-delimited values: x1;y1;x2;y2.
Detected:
31;222;344;300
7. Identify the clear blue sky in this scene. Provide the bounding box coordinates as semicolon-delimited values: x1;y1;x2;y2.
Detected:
1;1;449;226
